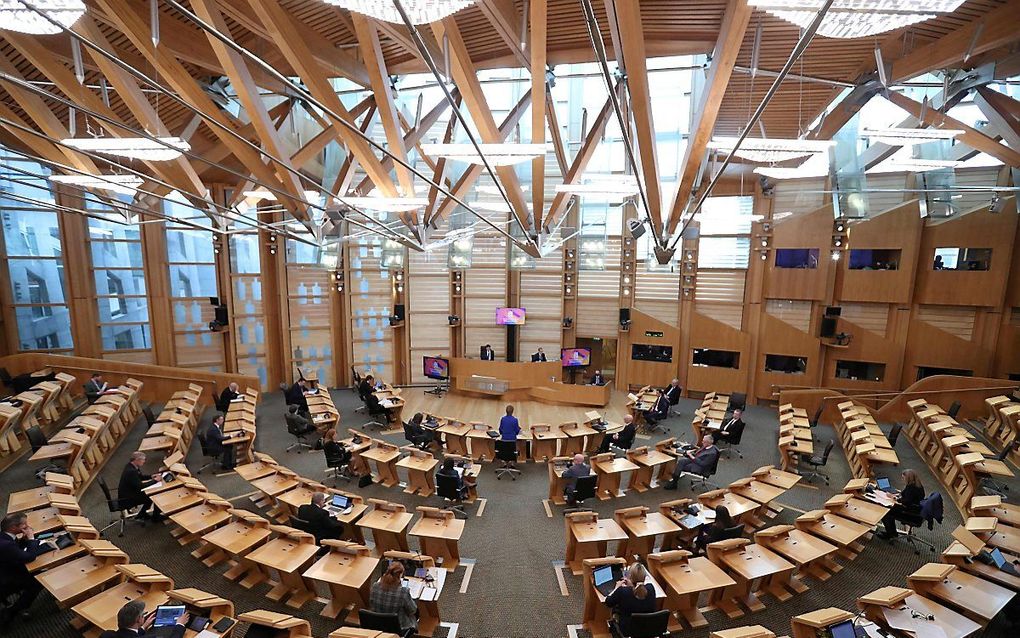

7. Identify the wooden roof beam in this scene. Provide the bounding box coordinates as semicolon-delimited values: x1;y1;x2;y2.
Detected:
432;17;532;231
0;102;96;173
531;0;547;229
665;0;751;234
477;0;529;68
330;105;378;199
424;100;461;226
290;96;375;169
974;86;1020;151
806;80;881;140
889;0;1020;84
192;100;291;173
352;15;415;195
246;0;398;197
884;90;1020;167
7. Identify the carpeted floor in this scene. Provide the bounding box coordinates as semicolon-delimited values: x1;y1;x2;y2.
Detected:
1;387;1015;637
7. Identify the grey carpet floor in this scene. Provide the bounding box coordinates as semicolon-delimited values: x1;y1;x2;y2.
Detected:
1;389;1014;637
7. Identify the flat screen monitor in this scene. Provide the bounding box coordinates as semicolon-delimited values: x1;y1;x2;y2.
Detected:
423;356;450;380
496;307;526;325
561;348;591;367
827;620;855;638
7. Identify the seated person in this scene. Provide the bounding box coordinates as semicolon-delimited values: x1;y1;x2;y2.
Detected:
605;563;656;637
285;378;311;413
716;409;745;443
297;492;344;544
694;505;736;554
531;348;548;362
404;413;436;448
369;560;419;633
100;600;188;638
879;469;925;540
358;374;377;401
436;457;470;498
0;512;55;622
480;344;495;361
590;370;606;386
561;454;591;504
217;382;239;413
365;389;397;424
663;434;719;490
201;414;235;470
642;390;670;426
664;378;682;405
118;451;164;521
285;404;317;437
83;372;108;404
316;428;351;461
597;415;637;453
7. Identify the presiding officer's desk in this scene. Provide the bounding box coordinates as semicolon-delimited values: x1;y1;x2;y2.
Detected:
448;358;611;406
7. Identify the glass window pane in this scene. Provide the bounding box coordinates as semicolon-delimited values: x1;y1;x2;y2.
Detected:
229;234;261;274
98;296;149;323
100;324;151;350
167;229;215;263
89;241;144;268
168;264;218;298
7;259;67;304
94;269;146;296
2;210;62;257
14;305;73;350
87;217;141;241
697;237;751;269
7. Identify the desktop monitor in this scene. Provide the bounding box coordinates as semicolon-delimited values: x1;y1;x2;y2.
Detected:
561;348;591;367
827;620;855;638
496;307;526;325
423;356;450;380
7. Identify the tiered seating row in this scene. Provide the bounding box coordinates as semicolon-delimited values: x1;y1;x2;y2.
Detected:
137;383;205;461
833;401;898;480
0;370;79;464
777;403;813;473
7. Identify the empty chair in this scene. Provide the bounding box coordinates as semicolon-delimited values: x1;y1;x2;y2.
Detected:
358;609;414;638
564;475;598;515
435;472;468;518
801;439;835;484
97;476;143;537
611;609;670;638
27;425;63;478
494;440;521;480
947;401;961;419
887;423;903;448
981;440;1019;497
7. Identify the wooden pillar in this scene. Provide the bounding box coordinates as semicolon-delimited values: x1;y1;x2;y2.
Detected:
261;211;288;386
138;195;176;367
392;256;409;385
54;187;101;358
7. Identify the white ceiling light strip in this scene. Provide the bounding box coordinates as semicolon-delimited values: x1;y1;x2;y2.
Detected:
49;173;143;195
421;143;549;166
0;0;85;35
61;136;192;161
321;0;475;25
860;127;964;145
747;1;965;39
708;137;835;163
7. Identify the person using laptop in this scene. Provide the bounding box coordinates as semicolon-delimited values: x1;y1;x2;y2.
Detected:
561;454;591;505
297;492;344;545
100;600;188;638
878;469;925;540
369;560;418;634
604;562;656;637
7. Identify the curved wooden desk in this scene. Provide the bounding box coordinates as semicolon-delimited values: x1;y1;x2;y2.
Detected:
448;358;610;407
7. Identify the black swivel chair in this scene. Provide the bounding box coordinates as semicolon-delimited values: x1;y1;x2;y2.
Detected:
494;440;521;480
947;401;962;419
564;474;598;515
982;441;1019;497
362;397;388;430
717;421;745;458
721;523;745;540
680;452;720;491
802;439;835;484
436;472;468;518
727;392;746;412
27;425;62;478
286;420;313;453
358;609;414;638
0;367;12;390
403;422;431;451
887;423;903;448
610;609;671;638
324;447;353;486
97;476;144;537
195;432;222;473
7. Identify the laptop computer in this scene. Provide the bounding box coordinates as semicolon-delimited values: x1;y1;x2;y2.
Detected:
152;604;186;628
593;564;623;597
328;494;354;515
990;547;1020;575
875;477;891;491
827;619;863;638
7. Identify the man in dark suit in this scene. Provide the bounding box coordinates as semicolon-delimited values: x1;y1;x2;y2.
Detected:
357;374;376;401
598;415;637;453
480;344;495;361
642;391;670;427
531;348;547;362
118;451;163;521
664;434;720;489
286;405;317;438
217;382;239;413
664;378;682;405
716;409;745;443
0;512;53;621
590;370;606;386
296;493;344;544
285;378;310;413
84;372;108;404
202;414;235;470
100;600;188;638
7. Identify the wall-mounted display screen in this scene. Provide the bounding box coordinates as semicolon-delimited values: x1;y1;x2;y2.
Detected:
561;348;591;367
496;307;526;325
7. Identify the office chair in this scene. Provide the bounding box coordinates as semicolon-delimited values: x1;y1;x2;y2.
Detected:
801;439;835;485
403;421;432;451
360;397;388;430
494;440;521;480
564;475;598;515
436;472;468;518
26;425;62;478
810;404;824;441
324;447;353;486
142;405;158;427
679;453;720;492
947;401;962;419
981;440;1018;497
717;422;744;458
97;476;144;537
610;609;670;638
721;523;745;540
892;492;942;555
0;367;11;390
286;423;313;454
727;392;746;412
195;432;222;473
358;609;414;638
887;423;903;448
642;402;670;434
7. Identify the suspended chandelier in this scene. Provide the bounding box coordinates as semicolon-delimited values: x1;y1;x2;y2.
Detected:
555;174;640;197
708;137;834;163
861;127;963;146
243;189;324;203
62;136;191;161
421;143;548;166
49;173;143;196
320;0;475;25
747;1;965;39
0;0;85;35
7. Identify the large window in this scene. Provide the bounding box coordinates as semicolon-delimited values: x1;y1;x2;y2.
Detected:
1;156;72;351
286;229;336;386
229;231;268;389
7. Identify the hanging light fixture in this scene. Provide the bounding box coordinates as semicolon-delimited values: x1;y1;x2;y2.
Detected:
708;137;834;163
860;127;964;146
62;136;191;161
335;196;429;212
747;1;965;39
243;189;324;203
555;174;640;197
421;143;548;166
880;158;962;172
321;0;475;24
49;173;143;196
753;166;829;179
0;0;86;34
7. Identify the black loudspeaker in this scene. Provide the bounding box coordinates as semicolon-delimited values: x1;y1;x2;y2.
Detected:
820;317;837;338
214;304;229;326
619;308;631;324
393;304;405;322
506;325;518;363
